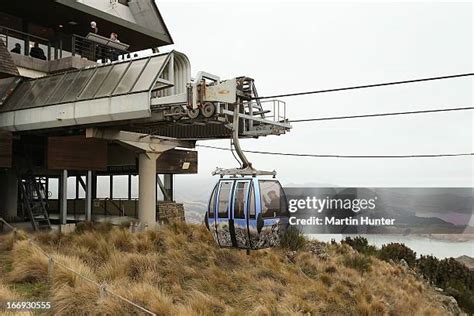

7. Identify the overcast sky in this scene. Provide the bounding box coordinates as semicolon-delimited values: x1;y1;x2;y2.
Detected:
155;0;473;188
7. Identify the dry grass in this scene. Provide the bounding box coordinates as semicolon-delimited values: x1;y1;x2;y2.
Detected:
0;223;457;315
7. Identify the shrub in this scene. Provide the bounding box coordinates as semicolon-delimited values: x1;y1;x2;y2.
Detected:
378;243;416;267
279;226;306;251
343;253;372;273
341;236;377;255
416;255;474;314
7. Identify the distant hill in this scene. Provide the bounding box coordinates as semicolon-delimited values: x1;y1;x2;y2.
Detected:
456;255;474;270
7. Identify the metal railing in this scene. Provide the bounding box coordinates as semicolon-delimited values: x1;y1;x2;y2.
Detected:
0;25;130;63
72;34;128;63
259;99;287;123
0;26;53;60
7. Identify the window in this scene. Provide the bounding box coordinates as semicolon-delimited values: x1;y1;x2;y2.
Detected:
208;184;217;218
96;176;111;199
218;181;232;218
259;180;287;218
233;181;248;219
248;184;256;219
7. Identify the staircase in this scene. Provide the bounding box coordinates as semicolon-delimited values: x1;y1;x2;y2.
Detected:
19;173;52;231
237;77;289;137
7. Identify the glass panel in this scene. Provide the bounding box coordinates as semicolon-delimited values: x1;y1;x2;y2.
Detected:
15;78;45;109
67;177;76;199
48;178;59;199
233;182;248;219
78;176;86;199
61;68;96;102
248;184;256;219
32;74;65;107
130;175;138;199
218;181;233;218
47;72;79;104
79;66;111;99
132;55;168;92
1;81;32;111
208;184;217;218
112;175;128;199
113;59;148;95
96;176;110;199
0;77;16;106
94;62;129;97
260;180;286;218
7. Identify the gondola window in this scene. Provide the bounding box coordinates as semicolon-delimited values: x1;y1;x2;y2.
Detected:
248;184;256;219
233;182;248;219
208;185;217;218
218;181;233;218
260;180;284;218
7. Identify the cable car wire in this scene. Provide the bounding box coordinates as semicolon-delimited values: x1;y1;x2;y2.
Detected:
196;145;474;159
288;106;474;123
253;73;474;100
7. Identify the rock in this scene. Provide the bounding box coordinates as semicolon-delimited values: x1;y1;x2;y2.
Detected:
437;294;464;315
400;259;409;268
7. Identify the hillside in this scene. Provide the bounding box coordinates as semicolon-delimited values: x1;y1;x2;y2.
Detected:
0;223;465;315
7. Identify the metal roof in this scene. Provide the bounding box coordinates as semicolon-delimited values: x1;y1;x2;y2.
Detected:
0;52;180;132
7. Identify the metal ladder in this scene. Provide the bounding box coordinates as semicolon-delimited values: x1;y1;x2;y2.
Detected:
19;172;52;231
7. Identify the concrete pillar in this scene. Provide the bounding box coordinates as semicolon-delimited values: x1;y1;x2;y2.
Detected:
138;152;160;228
0;169;18;219
85;170;92;221
59;170;68;225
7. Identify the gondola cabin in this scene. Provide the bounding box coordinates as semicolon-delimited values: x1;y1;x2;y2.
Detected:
205;177;289;249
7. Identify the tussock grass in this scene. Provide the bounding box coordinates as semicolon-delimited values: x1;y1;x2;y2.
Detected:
0;223;457;315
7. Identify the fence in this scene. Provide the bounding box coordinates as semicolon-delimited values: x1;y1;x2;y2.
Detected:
0;217;156;315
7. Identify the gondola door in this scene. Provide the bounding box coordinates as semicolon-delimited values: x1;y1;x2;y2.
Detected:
215;180;234;247
206;183;219;245
231;180;251;249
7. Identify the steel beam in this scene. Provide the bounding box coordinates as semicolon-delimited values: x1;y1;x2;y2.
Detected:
85;170;92;221
59;170;68;225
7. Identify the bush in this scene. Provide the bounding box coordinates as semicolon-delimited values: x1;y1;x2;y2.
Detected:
341;236;377;255
343;253;372;273
378;243;416;267
279;226;306;251
416;255;474;314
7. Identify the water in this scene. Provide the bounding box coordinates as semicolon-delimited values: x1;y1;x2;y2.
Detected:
309;234;474;259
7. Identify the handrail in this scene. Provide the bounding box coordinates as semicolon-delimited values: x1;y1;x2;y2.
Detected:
0;217;16;231
72;34;128;63
0;25;52;61
0;25;49;42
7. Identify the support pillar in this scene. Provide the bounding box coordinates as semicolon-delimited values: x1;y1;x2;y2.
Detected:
138;152;160;228
0;169;18;219
85;170;92;221
164;174;174;201
59;170;68;225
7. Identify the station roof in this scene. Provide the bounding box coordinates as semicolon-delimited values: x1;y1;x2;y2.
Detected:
1;0;173;50
0;53;171;112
